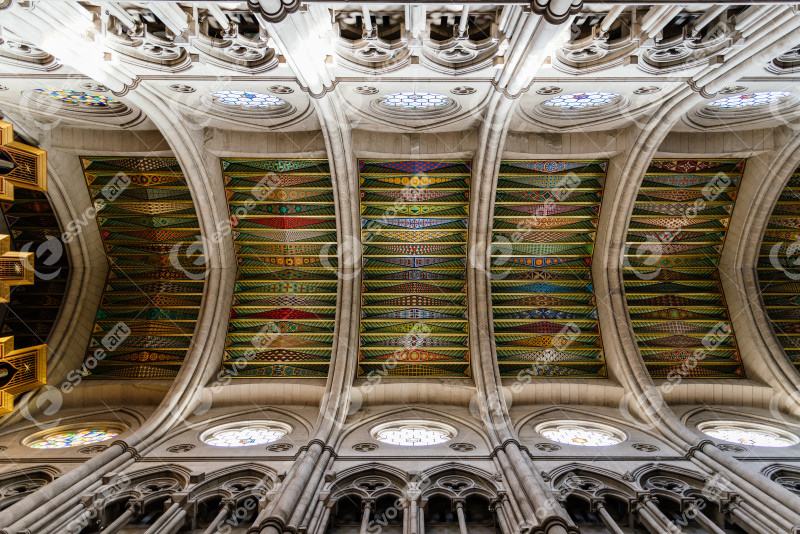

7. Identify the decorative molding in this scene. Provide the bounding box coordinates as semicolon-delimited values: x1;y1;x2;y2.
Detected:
166;444;196;453
530;0;583;25
685;439;715;460
247;0;302;25
109;76;142;97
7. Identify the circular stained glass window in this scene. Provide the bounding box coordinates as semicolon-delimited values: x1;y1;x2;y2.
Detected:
698;421;798;448
35;89;120;107
542;92;620;109
25;424;125;449
380;92;450;110
200;421;292;447
535;421;626;447
707;91;791;109
211;90;287;108
370;420;457;447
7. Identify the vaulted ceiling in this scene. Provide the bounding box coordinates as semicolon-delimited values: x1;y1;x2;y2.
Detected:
0;1;799;415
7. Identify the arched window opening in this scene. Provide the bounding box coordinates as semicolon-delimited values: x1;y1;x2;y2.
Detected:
371;495;403;533
0;469;57;512
131;498;169;527
657;498;704;532
566;495;605;529
194;497;225;529
426;494;457;526
602;496;632;530
464;495;499;533
327;495;363;532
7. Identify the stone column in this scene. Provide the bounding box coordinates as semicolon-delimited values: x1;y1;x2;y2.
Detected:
202;500;234;534
102;501;141;534
160;508;188;534
360;500;373;534
454;499;468;534
643;497;679;534
593;500;625;534
142;502;181;534
634;496;678;534
490;498;513;534
408;499;419;534
316;505;332;534
687;504;726;534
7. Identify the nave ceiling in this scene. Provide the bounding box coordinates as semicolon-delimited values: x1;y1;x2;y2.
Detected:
0;0;797;465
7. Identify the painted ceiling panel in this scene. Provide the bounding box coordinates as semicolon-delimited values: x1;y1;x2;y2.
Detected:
623;159;745;379
223;159;337;378
359;160;470;378
81;157;204;379
0;189;68;347
757;166;800;371
491;160;606;378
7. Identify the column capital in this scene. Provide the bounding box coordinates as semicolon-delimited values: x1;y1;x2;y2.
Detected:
635;493;657;506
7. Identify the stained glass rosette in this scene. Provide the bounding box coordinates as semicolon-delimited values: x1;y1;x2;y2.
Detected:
26;426;122;449
200;421;292;447
536;421;625;447
35;89;120;107
707;91;791;109
699;421;798;448
380;92;450;110
371;420;457;447
542;92;619;109
211;90;287;108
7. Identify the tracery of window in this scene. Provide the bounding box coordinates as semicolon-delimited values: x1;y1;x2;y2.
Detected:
706;91;791;108
200;421;292;447
542;92;620;109
25;425;123;449
211;90;287;108
380;92;450;110
370;420;457;447
535;421;626;447
35;88;120;107
698;421;798;448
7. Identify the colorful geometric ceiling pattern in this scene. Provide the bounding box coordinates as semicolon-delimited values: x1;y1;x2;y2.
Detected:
623;159;745;379
1;189;68;348
81;157;204;379
491;160;606;378
359;160;470;378
222;159;337;378
757;165;800;371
